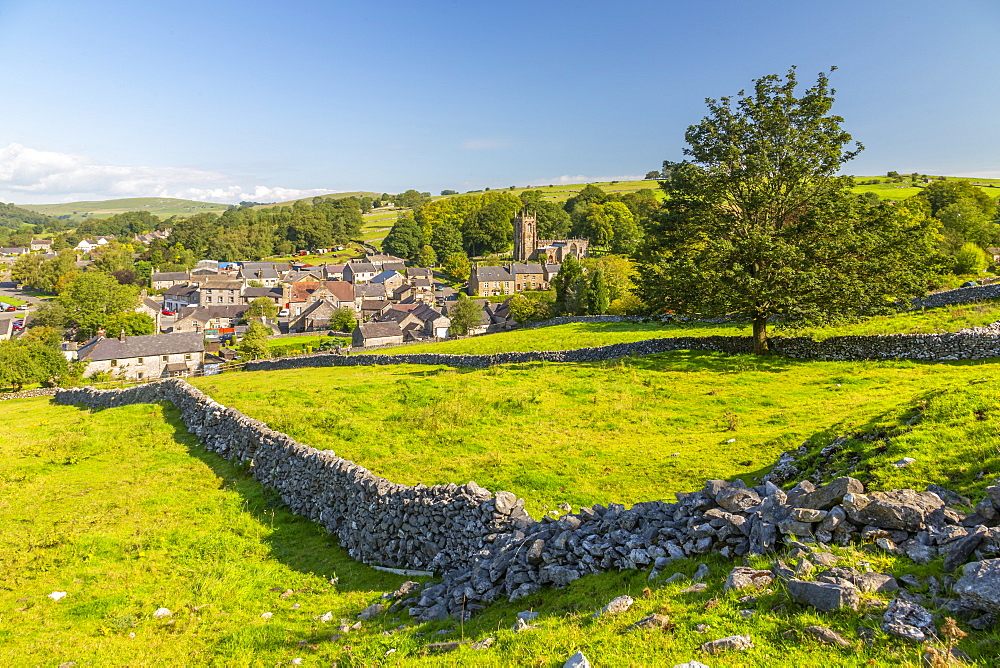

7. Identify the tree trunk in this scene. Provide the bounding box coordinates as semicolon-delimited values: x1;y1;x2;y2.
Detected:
752;314;769;355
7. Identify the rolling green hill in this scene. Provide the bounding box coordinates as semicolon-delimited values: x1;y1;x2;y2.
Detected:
21;197;232;222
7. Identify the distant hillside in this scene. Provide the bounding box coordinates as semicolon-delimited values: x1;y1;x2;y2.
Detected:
250;191;382;210
0;201;61;228
21;197;231;222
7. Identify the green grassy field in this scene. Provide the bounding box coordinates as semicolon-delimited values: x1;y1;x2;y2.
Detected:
4;350;1000;664
21;197;231;221
369;304;1000;356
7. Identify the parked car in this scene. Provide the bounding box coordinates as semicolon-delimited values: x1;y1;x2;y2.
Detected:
4;306;15;312
16;304;28;310
278;308;290;318
161;309;175;316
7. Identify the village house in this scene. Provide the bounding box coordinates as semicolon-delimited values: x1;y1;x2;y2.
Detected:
343;261;378;284
405;266;433;282
287;299;346;333
198;277;244;305
354;283;388;308
242;286;284;307
162;284;200;312
0;246;28;256
238;263;281;287
323;264;346;281
30;239;53;251
510;262;549;291
363;254;407;270
468;266;514;297
0;314;15;341
371;269;406;292
284;280;354;316
135;291;163;331
358;299;388;321
75;236;115;253
133;229;171;245
151;271;189;291
75;331;205;380
352;320;404;348
172;304;249;334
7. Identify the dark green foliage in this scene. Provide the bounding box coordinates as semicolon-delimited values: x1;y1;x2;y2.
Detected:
534;201;572;239
552;255;583;315
238;320;271;360
448;293;482;335
587;267;610;315
77;211;158;239
429;220;464;259
245;296;278;320
57;272;141;340
0;339;69;391
382;214;423;262
461;199;518;256
331;307;357;332
918;180;996;218
101;312;156;337
395;189;430;209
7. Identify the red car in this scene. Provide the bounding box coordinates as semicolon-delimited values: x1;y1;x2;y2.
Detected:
161;309;175;316
4;306;15;312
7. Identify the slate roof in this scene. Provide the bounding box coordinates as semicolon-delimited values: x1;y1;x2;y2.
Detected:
354;284;386;299
346;262;377;275
77;332;204;362
511;262;545;274
175;304;248;323
151;271;189;283
163;284;200;299
372;270;404;284
406;267;433;279
243;286;283;299
472;266;513;281
199;278;244;290
357;321;403;339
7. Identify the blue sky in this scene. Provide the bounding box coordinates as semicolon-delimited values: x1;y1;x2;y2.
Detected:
1;0;998;204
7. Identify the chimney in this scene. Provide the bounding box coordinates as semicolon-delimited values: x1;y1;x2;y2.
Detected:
119;328;126;342
97;327;106;340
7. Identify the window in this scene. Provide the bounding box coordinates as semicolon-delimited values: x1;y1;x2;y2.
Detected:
137;357;144;364
110;359;117;367
161;355;168;362
184;353;192;361
205;296;212;303
137;372;144;379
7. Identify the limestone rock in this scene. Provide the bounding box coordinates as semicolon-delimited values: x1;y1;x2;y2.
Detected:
795;477;864;511
882;598;935;642
842;490;945;532
787;579;860;611
563;650;592;668
593;595;634;618
631;613;671;631
804;625;851;648
700;634;754;654
955;558;1000;612
724;566;774;591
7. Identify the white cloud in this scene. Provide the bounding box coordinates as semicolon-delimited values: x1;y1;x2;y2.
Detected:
526;174;644;187
0;143;338;205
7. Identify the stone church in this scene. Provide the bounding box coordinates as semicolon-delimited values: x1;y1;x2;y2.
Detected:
512;211;589;263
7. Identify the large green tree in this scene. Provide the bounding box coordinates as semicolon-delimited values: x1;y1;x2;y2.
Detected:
639;67;940;354
57;271;141;340
448;293;483;336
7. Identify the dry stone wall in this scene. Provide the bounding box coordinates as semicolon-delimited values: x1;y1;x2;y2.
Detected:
244;330;1000;373
54;380;533;572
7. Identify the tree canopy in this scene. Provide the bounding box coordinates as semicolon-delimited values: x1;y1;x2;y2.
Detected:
639;67;941;353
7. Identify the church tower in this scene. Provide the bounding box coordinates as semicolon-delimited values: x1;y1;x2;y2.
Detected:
513;209;537;262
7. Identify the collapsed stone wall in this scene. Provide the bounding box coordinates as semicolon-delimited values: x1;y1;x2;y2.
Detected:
244;330;1000;373
910;283;1000;309
54;380;533;572
410;477;1000;623
0;387;59;401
